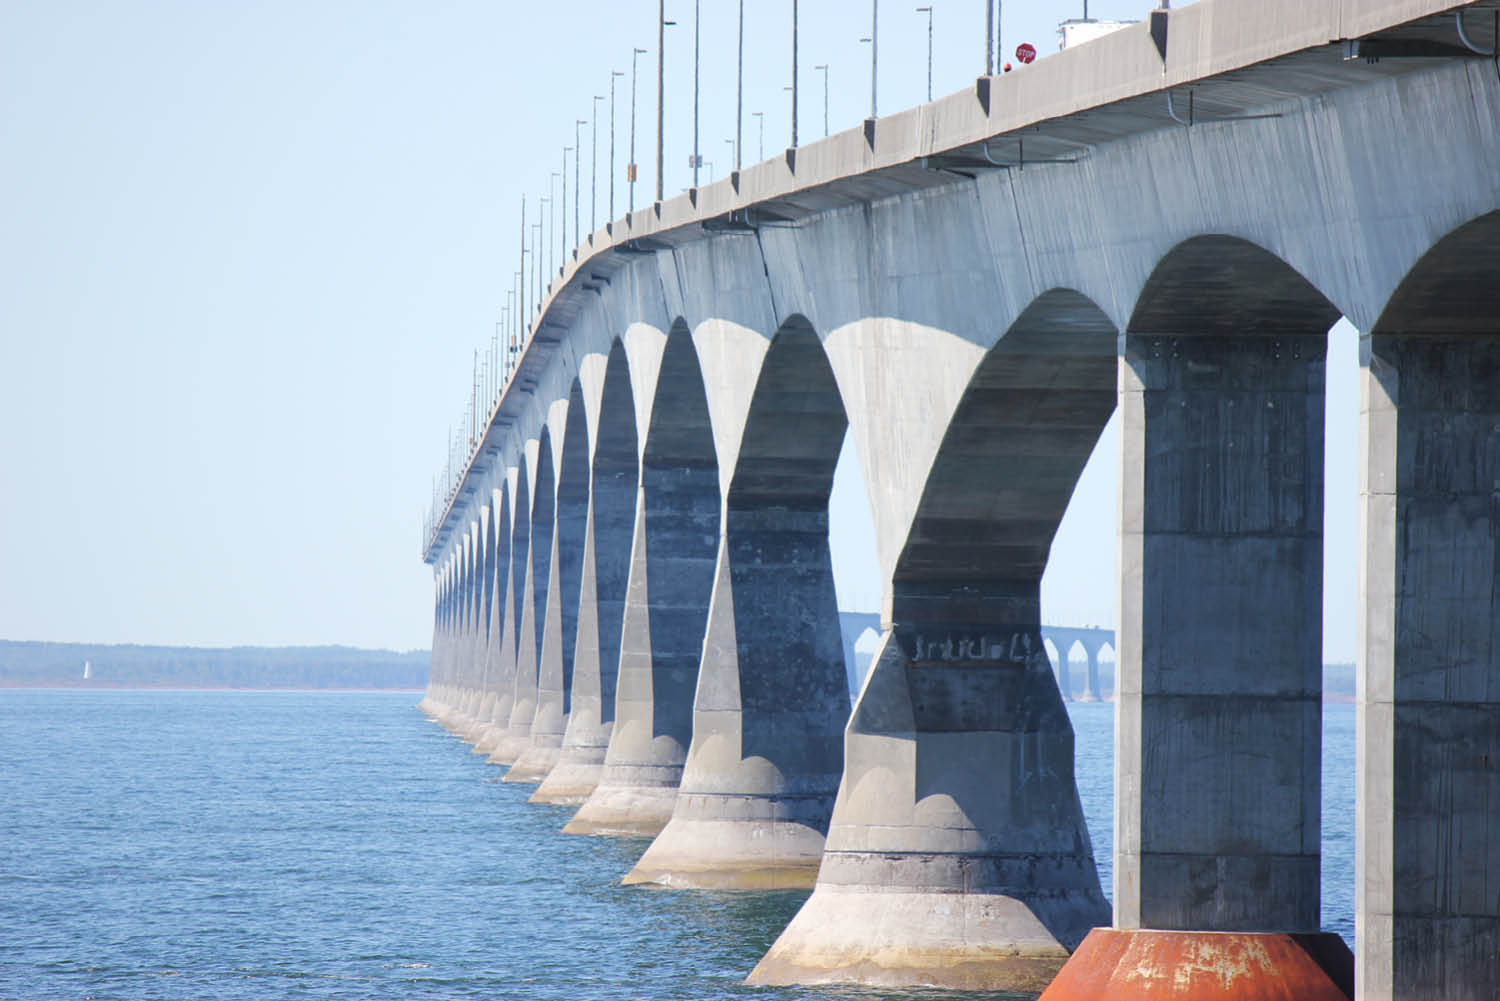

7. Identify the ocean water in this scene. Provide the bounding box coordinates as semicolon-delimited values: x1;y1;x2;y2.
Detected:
0;691;1356;1001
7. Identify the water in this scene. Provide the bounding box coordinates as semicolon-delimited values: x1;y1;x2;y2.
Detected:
0;691;1357;1001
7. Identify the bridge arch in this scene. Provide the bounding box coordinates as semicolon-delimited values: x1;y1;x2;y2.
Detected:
759;286;1117;983
627;316;853;886
472;479;515;754
535;341;641;803
567;319;720;836
491;458;532;765
509;391;590;782
1117;231;1340;934
1357;208;1500;995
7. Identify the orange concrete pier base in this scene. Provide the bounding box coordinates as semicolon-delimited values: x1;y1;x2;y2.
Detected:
1037;929;1352;1001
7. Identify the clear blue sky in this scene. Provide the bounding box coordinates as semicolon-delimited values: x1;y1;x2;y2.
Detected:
0;1;1356;660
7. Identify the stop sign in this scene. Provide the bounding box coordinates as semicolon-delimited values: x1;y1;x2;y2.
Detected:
1016;42;1037;64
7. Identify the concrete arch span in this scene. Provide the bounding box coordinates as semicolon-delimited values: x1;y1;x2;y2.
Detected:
500;430;556;779
460;497;502;747
625;317;853;888
472;482;514;755
536;341;640;804
565;320;720;837
509;387;590;782
488;459;533;765
1357;209;1500;1000
752;288;1117;991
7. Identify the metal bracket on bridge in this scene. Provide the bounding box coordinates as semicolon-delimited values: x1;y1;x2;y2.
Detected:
1165;88;1283;127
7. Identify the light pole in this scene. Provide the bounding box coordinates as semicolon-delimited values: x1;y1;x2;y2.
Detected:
724;136;736;171
574;122;584;247
987;0;995;75
630;46;647;212
736;0;744;170
519;199;528;331
917;7;932;101
591;96;603;232
791;0;799;148
752;110;764;160
863;1;878;119
609;71;623;221
815;63;828;136
560;151;569;268
657;0;668;204
693;0;700;189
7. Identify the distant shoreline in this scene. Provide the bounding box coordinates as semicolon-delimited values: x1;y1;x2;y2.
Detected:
0;682;424;693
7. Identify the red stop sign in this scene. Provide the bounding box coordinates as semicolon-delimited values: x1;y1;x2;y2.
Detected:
1016;42;1037;64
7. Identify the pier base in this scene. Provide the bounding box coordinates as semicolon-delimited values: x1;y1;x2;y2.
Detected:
1038;929;1352;1000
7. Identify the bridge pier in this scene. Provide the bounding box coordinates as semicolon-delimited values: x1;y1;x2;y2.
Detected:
1045;266;1350;996
565;327;719;836
625;325;850;888
535;358;637;803
1356;331;1500;1000
490;466;536;766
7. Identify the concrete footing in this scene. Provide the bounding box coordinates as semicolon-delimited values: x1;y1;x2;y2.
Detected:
1037;929;1353;1000
503;732;563;784
747;887;1072;992
529;739;607;804
560;759;681;837
621;793;828;889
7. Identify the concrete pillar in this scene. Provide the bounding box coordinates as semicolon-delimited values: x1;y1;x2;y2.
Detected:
1051;640;1073;702
565;328;718;838
489;467;534;765
624;325;850;887
1084;644;1101;702
563;468;717;836
507;529;566;782
1045;329;1351;1001
473;490;514;756
1357;334;1500;1001
1113;332;1325;933
752;310;1116;992
625;506;849;888
536;353;637;804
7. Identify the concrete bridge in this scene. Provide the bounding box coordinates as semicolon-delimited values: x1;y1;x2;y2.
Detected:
417;1;1500;997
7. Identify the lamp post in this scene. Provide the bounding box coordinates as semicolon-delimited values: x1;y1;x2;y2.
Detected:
725;136;736;170
916;7;932;101
790;0;799;148
657;0;667;204
518;198;527;331
693;0;700;189
574;122;584;247
736;0;744;170
630;46;647;212
752;110;764;160
987;0;995;75
815;63;828;136
591;96;603;231
559;151;569;269
864;1;878;118
609;71;623;221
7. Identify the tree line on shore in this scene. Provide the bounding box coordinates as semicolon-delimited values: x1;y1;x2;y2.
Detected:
0;640;428;689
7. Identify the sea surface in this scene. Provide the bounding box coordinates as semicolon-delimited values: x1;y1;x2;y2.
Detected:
0;691;1356;1001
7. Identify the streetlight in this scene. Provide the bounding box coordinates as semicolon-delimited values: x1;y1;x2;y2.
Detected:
609;71;624;221
560;151;569;269
591;96;603;232
736;0;744;171
861;1;879;119
518;199;528;330
790;0;799;149
752;110;764;160
916;7;932;102
814;63;829;137
692;0;700;189
724;136;736;170
657;1;672;204
630;46;647;212
987;0;995;75
574;122;585;247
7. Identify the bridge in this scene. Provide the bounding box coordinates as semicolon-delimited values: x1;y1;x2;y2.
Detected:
417;1;1500;997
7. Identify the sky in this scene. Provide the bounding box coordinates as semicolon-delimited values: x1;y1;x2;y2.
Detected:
0;1;1358;660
